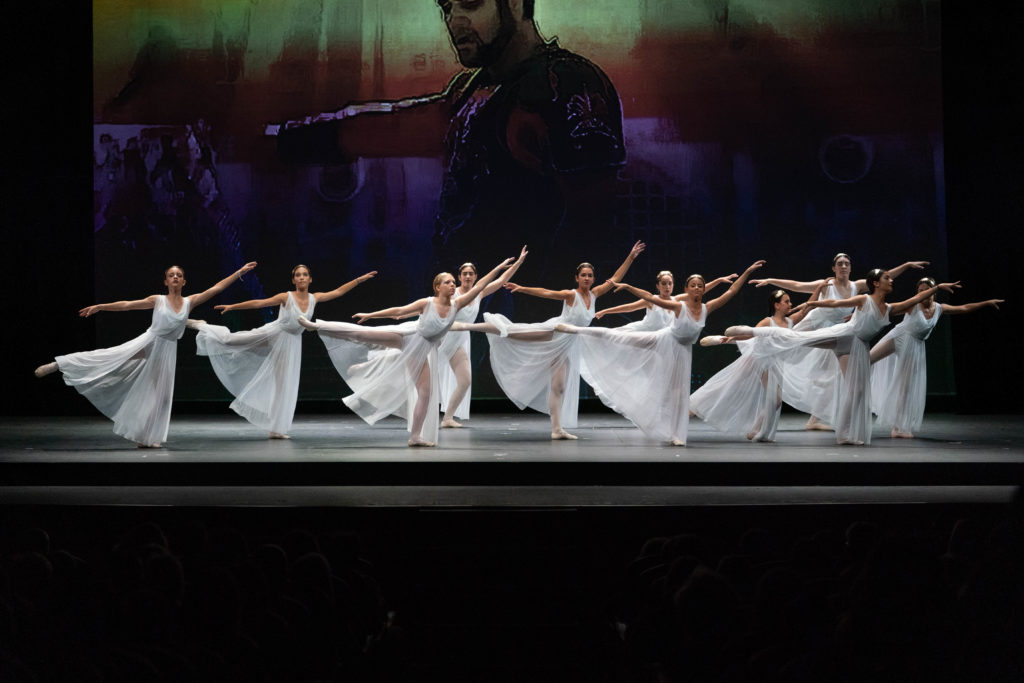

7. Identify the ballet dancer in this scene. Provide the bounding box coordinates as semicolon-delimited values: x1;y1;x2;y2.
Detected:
870;277;1002;438
436;246;528;428
749;254;929;430
555;259;766;446
594;270;737;331
298;256;518;446
448;241;646;440
34;262;258;447
693;286;823;442
725;270;960;445
188;266;377;439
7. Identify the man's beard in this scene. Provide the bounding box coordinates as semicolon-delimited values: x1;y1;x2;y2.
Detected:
455;0;517;68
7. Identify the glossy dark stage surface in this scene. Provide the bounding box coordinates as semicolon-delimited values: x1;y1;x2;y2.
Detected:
2;413;1020;507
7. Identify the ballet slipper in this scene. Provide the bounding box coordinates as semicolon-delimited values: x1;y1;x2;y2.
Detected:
297;316;319;331
34;362;58;378
700;335;726;347
269;432;290;439
724;325;754;338
440;418;463;428
669;437;686;447
482;312;510;337
551;429;578;440
185;319;205;330
805;417;833;431
407;437;436;447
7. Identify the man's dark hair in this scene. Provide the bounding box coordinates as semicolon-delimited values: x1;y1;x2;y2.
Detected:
437;0;534;19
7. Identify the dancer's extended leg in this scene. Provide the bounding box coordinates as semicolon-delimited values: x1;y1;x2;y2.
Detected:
299;317;403;348
870;337;896;364
441;348;471;428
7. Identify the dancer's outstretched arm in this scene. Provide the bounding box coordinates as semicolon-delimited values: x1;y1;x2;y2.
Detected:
478;246;528;298
353;298;429;324
705;260;766;314
79;295;160;317
676;273;738;300
940;298;1003;315
591;241;646;297
596;299;650;319
610;281;682;314
748;276;824;293
314;271;377;304
215;293;288;314
796;294;867;313
889;282;961;315
853;260;930;292
785;279;829;325
190;262;259;308
456;255;518;306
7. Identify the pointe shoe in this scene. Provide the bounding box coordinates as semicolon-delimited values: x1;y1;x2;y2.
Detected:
408;437;436;447
554;323;576;333
441;418;463;428
700;335;727;347
669;437;686;446
297;316;319;331
34;362;58;378
269;432;290;439
551;429;578;440
185;319;205;330
724;325;753;337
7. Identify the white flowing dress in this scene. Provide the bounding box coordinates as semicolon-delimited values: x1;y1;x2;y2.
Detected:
483;291;595;428
742;297;890;444
317;298;457;443
690;318;790;442
437;294;480;420
621;304;674;331
579;304;707;444
55;295;190;445
781;282;854;419
194;292;314;435
870;303;941;435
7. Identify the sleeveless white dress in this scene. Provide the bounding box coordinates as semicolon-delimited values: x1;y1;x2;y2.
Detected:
437;293;480;420
691;317;791;442
781;282;855;419
483;291;595;428
55;295;190;445
742;297;890;444
621;303;674;331
870;303;941;435
194;292;314;435
579;303;706;444
317;298;457;443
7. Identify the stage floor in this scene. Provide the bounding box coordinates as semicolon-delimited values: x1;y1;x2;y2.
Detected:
2;413;1021;506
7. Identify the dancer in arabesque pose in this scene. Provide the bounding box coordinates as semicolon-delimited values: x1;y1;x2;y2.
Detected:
299;255;520;446
749;254;929;430
726;270;960;445
35;262;258;447
870;277;1002;438
554;259;766;445
189;265;377;438
448;241;646;440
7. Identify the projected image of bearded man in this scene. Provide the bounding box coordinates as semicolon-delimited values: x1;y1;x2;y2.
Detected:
279;0;626;276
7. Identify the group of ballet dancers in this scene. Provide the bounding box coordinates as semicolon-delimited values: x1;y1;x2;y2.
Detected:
35;242;1002;448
